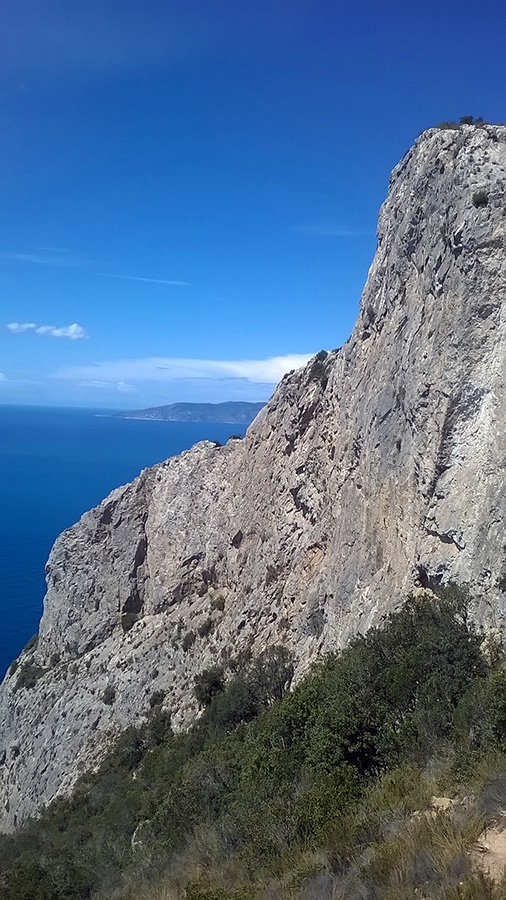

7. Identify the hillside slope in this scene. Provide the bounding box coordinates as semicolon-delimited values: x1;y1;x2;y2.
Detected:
0;123;505;831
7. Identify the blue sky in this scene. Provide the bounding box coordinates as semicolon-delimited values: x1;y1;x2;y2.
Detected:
0;0;504;409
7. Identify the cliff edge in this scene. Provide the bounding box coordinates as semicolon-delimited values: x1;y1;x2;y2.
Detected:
1;124;505;830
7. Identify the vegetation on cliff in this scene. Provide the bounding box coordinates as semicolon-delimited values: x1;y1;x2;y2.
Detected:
2;589;506;899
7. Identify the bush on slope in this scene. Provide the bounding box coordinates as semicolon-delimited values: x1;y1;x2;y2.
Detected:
1;589;505;900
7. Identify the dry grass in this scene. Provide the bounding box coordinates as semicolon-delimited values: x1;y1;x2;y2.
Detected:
94;764;506;900
100;882;183;900
95;810;506;900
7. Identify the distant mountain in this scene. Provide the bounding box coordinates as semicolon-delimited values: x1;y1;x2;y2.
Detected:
114;401;265;424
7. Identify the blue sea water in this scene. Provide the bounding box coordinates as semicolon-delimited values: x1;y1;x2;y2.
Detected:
0;406;246;678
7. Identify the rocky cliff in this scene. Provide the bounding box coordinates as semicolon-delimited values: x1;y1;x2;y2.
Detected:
1;123;506;831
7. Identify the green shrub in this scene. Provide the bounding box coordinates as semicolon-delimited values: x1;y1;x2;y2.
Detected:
149;690;166;709
0;594;499;900
147;709;172;747
473;189;489;208
211;595;225;612
460;115;486;125
265;565;280;586
307;350;330;388
186;881;254;900
295;765;362;844
14;663;45;691
436;116;487;130
195;646;294;741
193;667;225;707
305;604;325;637
436;120;460;129
121;612;137;632
109;724;146;770
198;618;214;638
182;630;196;652
248;645;294;705
102;685;116;705
23;634;38;653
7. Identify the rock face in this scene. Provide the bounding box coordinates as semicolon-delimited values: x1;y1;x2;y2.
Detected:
1;124;506;831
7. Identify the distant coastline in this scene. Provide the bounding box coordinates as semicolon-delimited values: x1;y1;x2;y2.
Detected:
114;400;265;425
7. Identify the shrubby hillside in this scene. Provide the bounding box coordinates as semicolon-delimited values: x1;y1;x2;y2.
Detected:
2;589;506;899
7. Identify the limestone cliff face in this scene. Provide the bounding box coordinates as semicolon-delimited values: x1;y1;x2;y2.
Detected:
1;124;506;831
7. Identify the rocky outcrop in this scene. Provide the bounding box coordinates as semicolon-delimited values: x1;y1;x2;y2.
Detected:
1;123;506;831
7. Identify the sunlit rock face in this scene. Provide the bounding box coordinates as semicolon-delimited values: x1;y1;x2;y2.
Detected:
1;124;506;830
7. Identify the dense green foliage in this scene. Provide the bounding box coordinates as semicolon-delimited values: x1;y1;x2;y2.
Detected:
2;591;506;899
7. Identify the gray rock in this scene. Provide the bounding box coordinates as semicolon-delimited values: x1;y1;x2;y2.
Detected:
1;124;506;830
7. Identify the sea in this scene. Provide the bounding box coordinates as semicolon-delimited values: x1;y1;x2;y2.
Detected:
0;405;247;679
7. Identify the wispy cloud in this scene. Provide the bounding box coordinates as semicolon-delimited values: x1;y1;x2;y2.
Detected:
0;251;85;267
6;322;37;333
79;380;136;393
7;322;88;339
39;247;72;254
0;372;6;382
57;354;313;385
294;225;374;238
1;249;187;285
36;324;88;339
0;5;215;78
100;273;190;286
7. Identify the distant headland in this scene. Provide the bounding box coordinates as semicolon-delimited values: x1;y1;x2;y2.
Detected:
114;400;265;424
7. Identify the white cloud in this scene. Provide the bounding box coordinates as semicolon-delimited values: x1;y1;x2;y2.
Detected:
7;322;88;339
57;354;313;385
0;372;6;381
101;273;189;286
36;323;88;339
79;379;136;392
6;322;37;333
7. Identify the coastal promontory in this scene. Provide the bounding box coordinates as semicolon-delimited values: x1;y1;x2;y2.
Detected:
114;401;265;424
